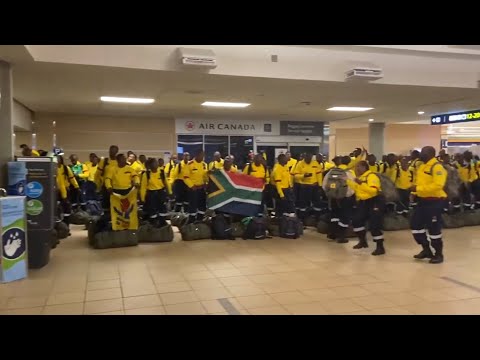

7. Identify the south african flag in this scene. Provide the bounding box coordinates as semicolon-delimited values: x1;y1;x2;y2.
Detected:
207;169;264;217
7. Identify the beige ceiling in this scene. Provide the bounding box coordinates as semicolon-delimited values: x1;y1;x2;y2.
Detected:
7;59;480;126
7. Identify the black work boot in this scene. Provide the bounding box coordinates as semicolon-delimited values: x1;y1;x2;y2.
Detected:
327;223;337;242
336;227;348;243
429;239;444;264
413;243;434;260
353;233;368;249
371;239;386;256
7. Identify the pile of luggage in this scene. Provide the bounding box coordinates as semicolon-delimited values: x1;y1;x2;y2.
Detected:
168;211;304;241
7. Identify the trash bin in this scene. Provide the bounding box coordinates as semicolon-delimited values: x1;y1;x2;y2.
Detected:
0;196;28;283
12;158;56;269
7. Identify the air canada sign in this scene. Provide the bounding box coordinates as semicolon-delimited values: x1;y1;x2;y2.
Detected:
177;119;275;135
185;121;256;132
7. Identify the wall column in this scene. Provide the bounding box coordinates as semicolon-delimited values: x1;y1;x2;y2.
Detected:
0;60;14;187
368;122;385;159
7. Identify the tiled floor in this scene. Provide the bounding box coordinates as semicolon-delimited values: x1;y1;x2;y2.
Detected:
2;224;480;315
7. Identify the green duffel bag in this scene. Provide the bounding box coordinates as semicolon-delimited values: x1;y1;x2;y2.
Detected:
383;214;410;231
231;222;246;238
51;229;59;249
93;230;138;249
70;210;91;225
462;210;480;227
138;223;174;243
267;223;280;237
304;215;318;228
55;221;70;240
170;212;189;228
180;223;212;241
316;220;329;234
442;213;465;229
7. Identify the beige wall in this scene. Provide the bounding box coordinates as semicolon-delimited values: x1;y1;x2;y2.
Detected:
34;113;175;161
331;124;441;157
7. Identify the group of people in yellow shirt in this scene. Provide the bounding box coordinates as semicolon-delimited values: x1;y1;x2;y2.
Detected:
52;141;480;265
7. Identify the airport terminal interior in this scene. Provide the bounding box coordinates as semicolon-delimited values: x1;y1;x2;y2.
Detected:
1;45;480;315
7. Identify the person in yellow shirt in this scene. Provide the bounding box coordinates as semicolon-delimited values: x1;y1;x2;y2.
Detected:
395;156;414;215
228;155;238;172
367;154;383;173
463;151;480;209
105;153;140;230
347;160;386;255
383;153;400;183
285;152;297;172
139;155;147;172
208;152;224;171
95;145;119;211
164;154;178;186
127;153;145;176
410;146;447;264
408;150;423;207
292;153;323;221
273;154;295;217
105;153;140;193
348;147;367;170
184;150;208;224
323;156;356;243
56;155;79;227
244;154;271;216
172;152;190;213
20;144;40;157
453;152;476;211
223;156;237;173
85;154;99;202
140;158;172;227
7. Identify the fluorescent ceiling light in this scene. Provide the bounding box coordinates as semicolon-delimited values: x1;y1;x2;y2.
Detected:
418;111;425;115
327;106;373;112
368;118;375;122
100;96;155;104
202;101;251;108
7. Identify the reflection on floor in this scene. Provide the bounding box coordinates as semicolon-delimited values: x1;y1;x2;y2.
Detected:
2;225;480;315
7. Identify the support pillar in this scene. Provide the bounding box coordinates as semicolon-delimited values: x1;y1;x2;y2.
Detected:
0;60;14;187
368;122;385;159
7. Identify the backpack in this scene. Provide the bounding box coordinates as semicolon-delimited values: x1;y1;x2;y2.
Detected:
86;200;103;216
211;214;233;240
441;163;460;200
279;215;302;239
383;213;410;231
242;217;267;240
324;168;348;199
371;173;400;203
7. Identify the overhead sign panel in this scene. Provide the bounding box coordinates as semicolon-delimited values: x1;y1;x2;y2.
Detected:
431;110;480;125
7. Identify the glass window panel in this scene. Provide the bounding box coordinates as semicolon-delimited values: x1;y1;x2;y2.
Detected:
204;136;228;164
230;136;254;170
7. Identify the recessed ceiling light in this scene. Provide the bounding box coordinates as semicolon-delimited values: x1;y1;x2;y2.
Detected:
327;106;373;112
202;101;251;108
369;118;374;122
100;96;155;104
418;111;425;115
